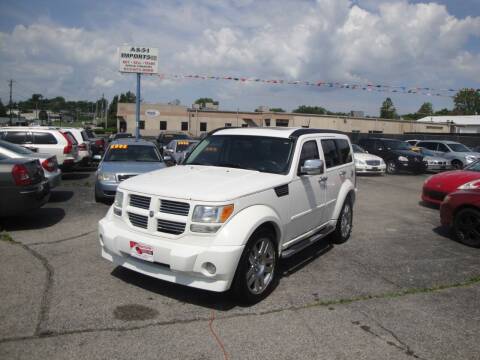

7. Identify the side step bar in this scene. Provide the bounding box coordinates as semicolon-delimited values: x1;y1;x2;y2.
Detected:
281;225;334;258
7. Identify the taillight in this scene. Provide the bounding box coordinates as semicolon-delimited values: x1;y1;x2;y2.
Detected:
12;164;32;186
42;157;57;172
95;139;104;149
79;143;87;151
61;132;73;154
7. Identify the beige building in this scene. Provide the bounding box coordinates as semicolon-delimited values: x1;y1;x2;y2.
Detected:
117;103;450;137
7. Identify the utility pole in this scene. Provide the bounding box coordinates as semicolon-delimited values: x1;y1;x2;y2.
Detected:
104;99;108;130
8;79;14;126
101;93;105;129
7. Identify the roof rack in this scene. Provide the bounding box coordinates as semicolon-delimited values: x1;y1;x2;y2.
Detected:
289;128;346;139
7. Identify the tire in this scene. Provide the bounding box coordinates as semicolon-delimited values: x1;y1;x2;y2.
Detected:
331;197;353;244
231;228;278;305
451;160;463;170
386;160;397;174
453;208;480;248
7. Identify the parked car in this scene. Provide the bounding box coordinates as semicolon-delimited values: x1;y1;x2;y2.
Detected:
156;131;190;154
84;129;105;161
99;128;356;303
95;139;166;202
415;140;480;169
422;160;480;205
440;179;480;247
0;127;79;168
358;138;426;174
0;140;61;189
164;139;200;164
60;127;92;165
352;144;385;174
414;147;452;172
0;155;50;216
108;133;134;143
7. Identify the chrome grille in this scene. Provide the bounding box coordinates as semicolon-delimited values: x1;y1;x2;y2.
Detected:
157;219;186;235
159;200;190;216
130;194;151;209
128;212;148;229
366;160;380;166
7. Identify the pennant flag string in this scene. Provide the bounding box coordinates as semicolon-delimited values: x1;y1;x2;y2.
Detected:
156;73;464;98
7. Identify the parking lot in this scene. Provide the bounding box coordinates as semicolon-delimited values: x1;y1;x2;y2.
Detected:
0;169;479;360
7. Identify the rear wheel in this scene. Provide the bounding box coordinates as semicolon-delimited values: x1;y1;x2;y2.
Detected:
331;197;353;244
386;160;397;174
451;160;463;170
232;229;278;304
453;208;480;248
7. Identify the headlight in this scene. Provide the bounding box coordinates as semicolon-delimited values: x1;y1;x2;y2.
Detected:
98;172;116;181
398;156;408;162
192;204;234;223
355;159;365;165
458;180;480;190
465;155;476;162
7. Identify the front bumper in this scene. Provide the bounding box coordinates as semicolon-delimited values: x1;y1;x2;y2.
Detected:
95;180;119;198
398;160;427;173
426;163;452;172
98;212;244;292
421;186;446;205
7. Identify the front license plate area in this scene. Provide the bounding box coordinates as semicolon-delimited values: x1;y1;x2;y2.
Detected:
129;241;154;262
372;167;378;171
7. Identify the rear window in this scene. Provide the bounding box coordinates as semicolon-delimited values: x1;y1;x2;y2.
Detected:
63;132;78;145
33;132;58;145
81;131;89;141
321;139;341;168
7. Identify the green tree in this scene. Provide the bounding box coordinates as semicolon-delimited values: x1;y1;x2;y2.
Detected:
119;91;136;103
292;105;327;114
416;102;433;117
269;108;285;112
107;95;119;127
380;97;397;119
434;108;451;116
0;99;6;117
453;88;480;115
194;97;218;108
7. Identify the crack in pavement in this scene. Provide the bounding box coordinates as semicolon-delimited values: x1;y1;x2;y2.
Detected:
28;230;96;246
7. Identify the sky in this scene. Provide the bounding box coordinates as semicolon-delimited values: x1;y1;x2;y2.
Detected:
0;0;479;116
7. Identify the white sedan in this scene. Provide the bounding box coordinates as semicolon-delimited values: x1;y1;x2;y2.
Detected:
352;144;386;174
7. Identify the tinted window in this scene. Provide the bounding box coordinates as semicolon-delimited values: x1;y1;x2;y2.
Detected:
104;145;161;162
382;139;411;150
438;143;450;152
321;139;341;168
418;142;437;151
81;131;89;141
200;122;207;132
33;132;57;145
335;139;352;164
447;143;471;152
3;131;29;144
298;140;320;171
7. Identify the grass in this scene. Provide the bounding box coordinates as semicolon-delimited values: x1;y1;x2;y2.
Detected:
0;231;13;243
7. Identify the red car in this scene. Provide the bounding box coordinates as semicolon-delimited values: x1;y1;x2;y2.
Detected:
422;160;480;205
440;180;480;248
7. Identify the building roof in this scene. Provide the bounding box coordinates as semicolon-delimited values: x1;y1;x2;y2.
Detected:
417;115;480;125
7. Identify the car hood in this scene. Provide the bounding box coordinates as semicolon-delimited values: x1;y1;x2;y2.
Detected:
391;149;423;158
119;165;289;202
99;161;166;174
425;170;480;192
353;153;383;162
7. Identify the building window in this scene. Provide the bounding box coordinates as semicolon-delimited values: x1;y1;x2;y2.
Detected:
351;130;360;133
264;119;270;127
368;130;383;134
225;123;232;127
241;123;248;128
160;121;167;130
276;119;289;127
139;121;145;129
200;122;207;132
301;125;309;128
181;122;188;131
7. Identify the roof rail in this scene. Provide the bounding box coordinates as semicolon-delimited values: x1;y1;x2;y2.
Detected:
289;128;346;139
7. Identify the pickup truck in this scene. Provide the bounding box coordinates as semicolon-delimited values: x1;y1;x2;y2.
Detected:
99;127;356;303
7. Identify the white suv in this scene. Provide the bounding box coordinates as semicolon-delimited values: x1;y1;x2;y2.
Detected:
99;128;356;303
0;127;79;168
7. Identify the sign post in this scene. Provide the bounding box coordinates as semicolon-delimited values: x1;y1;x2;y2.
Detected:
118;46;159;140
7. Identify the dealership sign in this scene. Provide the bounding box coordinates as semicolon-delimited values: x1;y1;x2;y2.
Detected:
119;46;158;74
145;109;160;117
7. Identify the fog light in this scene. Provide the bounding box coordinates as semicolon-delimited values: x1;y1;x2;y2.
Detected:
203;262;216;275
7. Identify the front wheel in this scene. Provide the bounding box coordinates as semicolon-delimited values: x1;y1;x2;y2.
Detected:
331;198;353;244
451;160;463;170
386;160;397;174
453;208;480;248
232;229;278;305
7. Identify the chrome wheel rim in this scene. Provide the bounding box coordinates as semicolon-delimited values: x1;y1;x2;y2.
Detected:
340;203;352;238
246;238;275;295
387;161;396;173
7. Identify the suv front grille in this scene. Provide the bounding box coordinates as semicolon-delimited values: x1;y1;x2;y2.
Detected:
130;194;151;209
160;200;190;216
157;219;186;235
128;212;148;229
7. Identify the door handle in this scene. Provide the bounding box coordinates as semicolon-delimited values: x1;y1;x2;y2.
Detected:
339;170;346;176
319;176;328;183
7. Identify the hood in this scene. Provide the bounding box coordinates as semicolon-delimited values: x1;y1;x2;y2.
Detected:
425;170;480;192
353;153;383;162
99;161;166;174
391;149;423;158
119;165;288;202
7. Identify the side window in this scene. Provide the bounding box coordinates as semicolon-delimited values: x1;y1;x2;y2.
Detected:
438;143;450;152
418;142;437;151
298;140;320;173
33;132;57;145
335;139;352;164
4;131;29;144
321;139;341;168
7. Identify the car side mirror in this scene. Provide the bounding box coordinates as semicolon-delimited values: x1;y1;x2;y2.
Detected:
300;159;324;175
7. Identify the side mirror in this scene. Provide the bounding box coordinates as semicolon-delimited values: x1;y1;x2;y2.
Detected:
300;159;324;175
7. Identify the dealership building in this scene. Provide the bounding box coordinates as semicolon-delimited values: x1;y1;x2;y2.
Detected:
116;103;451;137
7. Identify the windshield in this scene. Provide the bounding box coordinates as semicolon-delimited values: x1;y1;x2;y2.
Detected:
447;143;471;152
176;140;198;152
104;145;161;162
185;135;294;174
383;140;411;151
352;144;366;153
465;160;480;172
0;140;35;155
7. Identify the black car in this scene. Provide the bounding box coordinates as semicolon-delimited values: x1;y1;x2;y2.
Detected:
156;132;190;154
358;138;426;174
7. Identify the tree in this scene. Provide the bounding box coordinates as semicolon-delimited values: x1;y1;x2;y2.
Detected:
107;95;119;127
119;91;136;103
417;102;433;117
269;108;285;112
194;97;218;108
292;105;327;115
0;99;6;117
453;88;480;115
434;108;451;116
38;110;48;121
380;98;397;119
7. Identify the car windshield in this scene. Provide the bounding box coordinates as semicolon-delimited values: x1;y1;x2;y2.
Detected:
465;160;480;172
104;145;161;162
383;140;411;150
0;140;35;155
176;140;198;152
447;143;471;152
185;135;295;174
352;144;366;153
